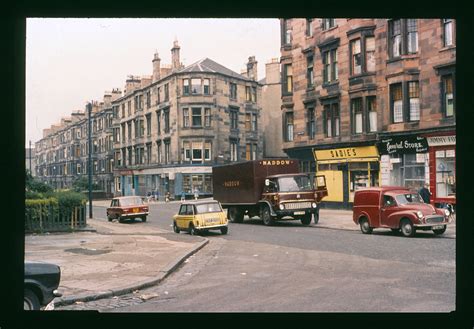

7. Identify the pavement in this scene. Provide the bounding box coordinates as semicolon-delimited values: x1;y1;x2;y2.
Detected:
24;200;456;308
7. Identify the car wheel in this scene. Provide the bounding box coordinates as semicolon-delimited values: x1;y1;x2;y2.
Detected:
189;224;198;236
433;225;447;235
301;214;311;226
400;218;415;237
107;213;113;222
173;222;180;233
220;226;228;235
24;288;40;310
118;217;124;223
261;205;273;226
141;216;147;222
228;206;244;223
359;217;373;234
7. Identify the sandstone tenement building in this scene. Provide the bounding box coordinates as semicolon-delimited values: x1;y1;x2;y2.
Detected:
279;18;455;208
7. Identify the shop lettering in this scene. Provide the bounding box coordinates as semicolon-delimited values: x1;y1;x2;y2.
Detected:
223;180;240;187
261;160;291;166
386;141;423;153
330;148;357;158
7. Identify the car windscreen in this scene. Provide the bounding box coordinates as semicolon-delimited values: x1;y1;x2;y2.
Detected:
395;193;424;205
277;175;313;192
120;197;143;206
195;203;222;214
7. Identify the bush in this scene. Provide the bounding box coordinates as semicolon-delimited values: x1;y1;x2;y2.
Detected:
51;191;87;214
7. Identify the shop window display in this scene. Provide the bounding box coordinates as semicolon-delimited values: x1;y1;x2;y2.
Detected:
390;153;425;189
436;149;456;197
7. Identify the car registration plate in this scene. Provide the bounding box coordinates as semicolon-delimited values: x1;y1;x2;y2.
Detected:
133;208;139;213
294;211;305;215
432;225;444;230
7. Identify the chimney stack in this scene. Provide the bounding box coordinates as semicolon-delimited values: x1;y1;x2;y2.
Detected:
247;56;258;81
171;40;181;72
152;52;161;82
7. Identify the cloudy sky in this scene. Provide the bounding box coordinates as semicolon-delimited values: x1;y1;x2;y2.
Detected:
25;18;281;147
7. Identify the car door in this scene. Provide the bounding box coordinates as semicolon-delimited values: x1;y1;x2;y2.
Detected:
109;199;118;217
176;204;187;229
380;195;398;227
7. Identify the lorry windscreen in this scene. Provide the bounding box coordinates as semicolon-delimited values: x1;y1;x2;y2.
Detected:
277;176;313;192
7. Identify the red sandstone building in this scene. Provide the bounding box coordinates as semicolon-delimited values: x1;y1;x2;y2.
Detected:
279;18;455;208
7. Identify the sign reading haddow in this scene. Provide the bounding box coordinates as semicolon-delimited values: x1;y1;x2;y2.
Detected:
377;136;428;155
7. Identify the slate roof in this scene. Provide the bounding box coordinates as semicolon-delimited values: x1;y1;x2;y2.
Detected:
177;58;250;81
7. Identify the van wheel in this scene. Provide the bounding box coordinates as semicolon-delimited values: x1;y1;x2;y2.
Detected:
301;214;311;226
400;218;415;237
228;206;244;223
359;218;373;234
261;205;274;226
173;222;180;233
433;226;447;235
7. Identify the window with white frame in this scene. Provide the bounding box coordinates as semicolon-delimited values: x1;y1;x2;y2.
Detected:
442;74;455;117
306;19;313;37
351;39;362;75
192;108;202;127
191;78;202;94
284;111;294;142
230;140;238;162
183;108;190;127
367;96;377;132
351;98;363;134
391;83;403;123
307;56;314;87
183;79;190;95
408;81;420;121
203;79;210;95
322;19;335;30
323;48;338;83
442;19;454;47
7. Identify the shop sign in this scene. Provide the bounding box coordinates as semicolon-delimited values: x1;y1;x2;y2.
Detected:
426;135;456;146
314;146;378;161
377;136;428;155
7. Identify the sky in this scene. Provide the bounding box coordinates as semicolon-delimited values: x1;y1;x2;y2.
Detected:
25;18;281;148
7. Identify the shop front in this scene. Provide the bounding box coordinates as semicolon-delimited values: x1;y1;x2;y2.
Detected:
425;133;456;207
377;134;429;191
313;145;380;209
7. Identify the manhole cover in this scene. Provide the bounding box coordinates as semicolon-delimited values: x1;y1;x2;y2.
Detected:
65;248;111;255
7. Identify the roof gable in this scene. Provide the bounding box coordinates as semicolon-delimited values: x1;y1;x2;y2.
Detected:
178;58;250;81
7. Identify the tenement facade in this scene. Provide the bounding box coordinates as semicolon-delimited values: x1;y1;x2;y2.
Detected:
35;41;263;199
280;18;455;208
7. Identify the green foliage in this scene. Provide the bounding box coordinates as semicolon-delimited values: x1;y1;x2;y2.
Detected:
51;190;87;211
25;170;53;194
72;176;100;192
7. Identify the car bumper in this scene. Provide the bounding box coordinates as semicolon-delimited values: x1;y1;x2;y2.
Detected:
275;208;317;217
414;222;450;228
120;212;149;219
196;224;228;230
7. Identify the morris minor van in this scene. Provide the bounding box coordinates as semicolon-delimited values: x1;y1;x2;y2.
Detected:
353;187;451;237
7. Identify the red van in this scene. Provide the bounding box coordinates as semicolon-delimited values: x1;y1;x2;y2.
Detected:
352;186;451;237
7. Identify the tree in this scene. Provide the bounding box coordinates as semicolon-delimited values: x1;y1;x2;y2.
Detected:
71;176;100;192
25;170;53;194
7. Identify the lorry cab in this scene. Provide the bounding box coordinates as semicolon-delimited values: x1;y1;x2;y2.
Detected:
353;186;451;237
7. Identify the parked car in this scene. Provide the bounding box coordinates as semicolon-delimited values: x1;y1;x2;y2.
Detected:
106;196;149;223
173;200;228;235
352;186;451;237
24;261;62;310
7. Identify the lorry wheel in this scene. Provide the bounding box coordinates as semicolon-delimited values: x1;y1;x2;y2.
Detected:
228;206;244;223
400;218;415;237
433;226;447;235
261;205;273;226
359;217;373;234
301;214;311;226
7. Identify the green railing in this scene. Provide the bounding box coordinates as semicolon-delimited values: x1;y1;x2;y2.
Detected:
25;199;87;233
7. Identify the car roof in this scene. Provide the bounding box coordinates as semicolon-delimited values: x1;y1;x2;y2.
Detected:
182;199;220;205
355;186;410;193
113;196;141;199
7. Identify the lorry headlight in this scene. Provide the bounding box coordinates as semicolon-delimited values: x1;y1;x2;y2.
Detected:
312;202;317;208
279;204;285;210
416;211;423;219
444;209;450;217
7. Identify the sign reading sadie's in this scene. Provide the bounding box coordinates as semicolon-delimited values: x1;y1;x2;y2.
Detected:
377;136;428;155
314;146;379;161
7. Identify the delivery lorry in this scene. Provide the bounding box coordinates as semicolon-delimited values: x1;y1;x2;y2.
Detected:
212;159;328;226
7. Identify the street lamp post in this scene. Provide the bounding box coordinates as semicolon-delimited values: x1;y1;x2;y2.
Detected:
87;102;93;219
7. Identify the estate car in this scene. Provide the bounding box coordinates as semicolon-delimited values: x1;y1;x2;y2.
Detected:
173;200;228;235
24;261;62;310
353;186;451;237
107;196;149;223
